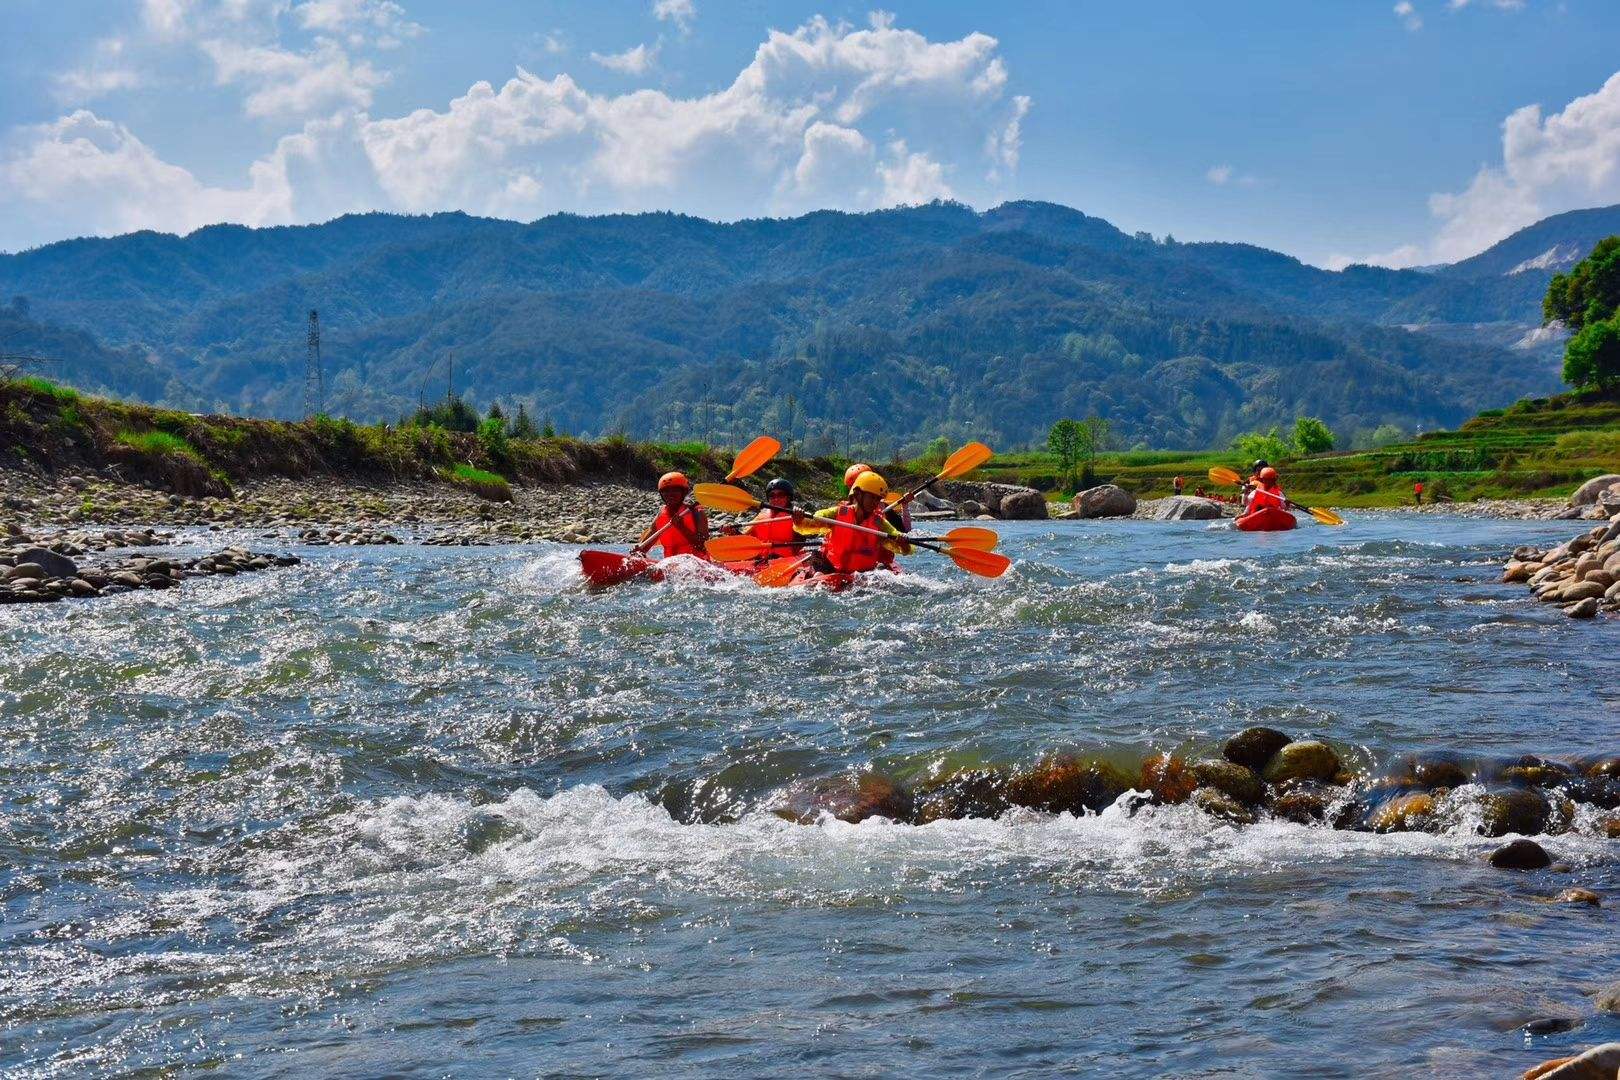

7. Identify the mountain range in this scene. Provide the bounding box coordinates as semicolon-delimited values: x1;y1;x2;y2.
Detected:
3;199;1616;453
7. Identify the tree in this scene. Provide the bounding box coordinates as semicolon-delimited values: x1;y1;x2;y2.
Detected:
1544;236;1620;333
1048;418;1085;490
1230;427;1290;463
509;402;539;439
1563;318;1620;391
1363;423;1405;449
487;402;505;424
1291;416;1335;455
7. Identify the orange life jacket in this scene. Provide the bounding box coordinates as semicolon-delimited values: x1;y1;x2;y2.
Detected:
748;507;798;558
1247;484;1287;512
822;503;885;573
652;504;705;557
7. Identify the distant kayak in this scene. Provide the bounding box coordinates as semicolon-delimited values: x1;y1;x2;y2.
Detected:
1234;506;1297;532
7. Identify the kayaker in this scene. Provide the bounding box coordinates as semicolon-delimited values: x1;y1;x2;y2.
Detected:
795;470;912;574
634;471;709;557
1245;466;1287;514
746;478;801;559
846;461;913;532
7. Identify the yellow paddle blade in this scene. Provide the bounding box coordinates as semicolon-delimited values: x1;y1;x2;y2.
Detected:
945;545;1011;578
940;441;993;479
692;483;761;514
706;534;770;562
756;555;810;588
1208;465;1242;486
1305;504;1346;527
725;436;781;482
940;526;999;551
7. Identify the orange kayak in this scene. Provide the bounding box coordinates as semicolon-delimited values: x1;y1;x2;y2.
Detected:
1234;507;1297;532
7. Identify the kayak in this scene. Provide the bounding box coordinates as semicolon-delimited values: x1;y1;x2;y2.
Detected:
1234;506;1297;532
579;550;805;589
769;564;900;592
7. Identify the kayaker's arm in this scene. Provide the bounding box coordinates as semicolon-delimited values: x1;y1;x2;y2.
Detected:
793;507;838;536
876;514;913;556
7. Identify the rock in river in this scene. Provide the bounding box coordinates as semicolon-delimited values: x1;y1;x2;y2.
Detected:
1261;740;1342;784
1222;726;1291;772
17;547;78;579
1006;755;1131;815
1071;484;1136;519
774;774;914;824
998;488;1049;520
1489;838;1551;870
1153;495;1225;521
1190;758;1264;806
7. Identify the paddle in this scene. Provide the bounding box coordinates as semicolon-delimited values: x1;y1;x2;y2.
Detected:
885;440;994;506
709;525;997;564
911;540;1011;578
726;436;781;482
1205;466;1345;526
695;486;1004;547
756;553;815;587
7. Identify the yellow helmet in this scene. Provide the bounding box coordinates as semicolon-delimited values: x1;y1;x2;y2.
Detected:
851;470;888;496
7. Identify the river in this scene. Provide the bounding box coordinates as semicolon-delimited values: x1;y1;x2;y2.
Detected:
2;514;1616;1076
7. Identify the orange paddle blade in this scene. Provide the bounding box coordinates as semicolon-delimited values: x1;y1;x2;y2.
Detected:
706;534;770;562
725;436;781;482
945;545;1011;578
756;555;811;587
940;441;993;479
1208;466;1242;486
692;483;761;514
940;526;998;551
1302;504;1346;527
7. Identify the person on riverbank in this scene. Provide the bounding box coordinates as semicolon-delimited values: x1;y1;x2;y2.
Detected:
795;470;912;574
1173;475;1185;497
845;462;913;532
1413;480;1424;506
635;472;709;557
745;478;801;559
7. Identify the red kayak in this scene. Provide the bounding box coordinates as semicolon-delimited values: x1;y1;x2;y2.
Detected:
1234;506;1297;532
579;550;805;589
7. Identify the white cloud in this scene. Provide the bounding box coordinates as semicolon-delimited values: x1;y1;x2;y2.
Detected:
202;36;386;120
56;38;144;103
1394;1;1422;31
652;0;695;32
1446;0;1524;9
294;0;423;48
2;14;1028;249
1206;163;1257;187
1320;244;1426;272
1206;164;1233;185
590;42;659;76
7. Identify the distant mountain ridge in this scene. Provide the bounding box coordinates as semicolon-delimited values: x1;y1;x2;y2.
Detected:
0;198;1609;452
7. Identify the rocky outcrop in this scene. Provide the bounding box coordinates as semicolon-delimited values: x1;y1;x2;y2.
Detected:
1071;484;1136;519
1503;514;1620;618
1571;474;1620;506
1151;495;1225;521
998;488;1050;520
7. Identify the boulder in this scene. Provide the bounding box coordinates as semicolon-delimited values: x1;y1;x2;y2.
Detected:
1267;780;1333;825
1191;787;1256;826
1571;474;1620;506
1481;788;1551;837
1369;792;1435;833
1262;740;1342;785
1403;757;1470;790
1521;1043;1620;1080
1152;495;1225;521
1005;755;1132;815
17;547;77;579
998;488;1049;520
1489;838;1550;870
1567;597;1600;619
958;500;987;517
1223;727;1291;772
774;773;914;825
1190;758;1264;806
1072;484;1136;519
1546;888;1601;907
1140;753;1196;805
4;563;44;581
912;768;1012;823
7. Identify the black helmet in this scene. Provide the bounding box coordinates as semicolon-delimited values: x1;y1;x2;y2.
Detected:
1251;459;1269;473
765;477;794;500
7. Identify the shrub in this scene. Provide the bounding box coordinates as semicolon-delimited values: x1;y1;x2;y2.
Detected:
443;463;512;502
15;376;79;403
116;430;200;458
477;416;510;466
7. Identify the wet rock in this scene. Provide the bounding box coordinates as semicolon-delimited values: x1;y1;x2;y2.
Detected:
1153;496;1224;521
4;562;45;581
1190;758;1264;806
1567;597;1600;619
1544;888;1601;907
1222;727;1291;773
1005;755;1132;816
1268;780;1332;825
1140;753;1196;805
1261;740;1341;785
1403;757;1471;790
1526;1018;1586;1037
774;773;915;825
1489;838;1551;870
1191;787;1256;826
1482;788;1552;837
1370;792;1435;833
1071;484;1136;519
1522;1042;1620;1080
17;547;77;578
1594;983;1620;1014
912;768;1012;824
998;488;1049;520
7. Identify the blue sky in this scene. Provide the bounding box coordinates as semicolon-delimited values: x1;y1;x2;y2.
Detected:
4;0;1620;266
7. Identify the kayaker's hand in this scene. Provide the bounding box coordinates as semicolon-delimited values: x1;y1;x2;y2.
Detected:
790;509;806;524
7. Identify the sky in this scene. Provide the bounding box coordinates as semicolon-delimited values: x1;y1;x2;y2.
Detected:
4;0;1620;267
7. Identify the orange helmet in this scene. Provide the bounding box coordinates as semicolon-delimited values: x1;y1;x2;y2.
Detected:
843;463;871;488
1258;466;1279;483
657;471;691;492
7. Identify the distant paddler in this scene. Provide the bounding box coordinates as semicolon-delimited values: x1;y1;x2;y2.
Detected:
845;462;912;533
634;471;710;558
744;478;801;559
794;470;912;574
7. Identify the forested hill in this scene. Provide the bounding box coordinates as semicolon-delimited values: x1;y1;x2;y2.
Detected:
0;199;1599;453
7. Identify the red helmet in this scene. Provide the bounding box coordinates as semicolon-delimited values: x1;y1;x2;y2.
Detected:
658;471;691;492
1258;466;1279;483
843;463;871;488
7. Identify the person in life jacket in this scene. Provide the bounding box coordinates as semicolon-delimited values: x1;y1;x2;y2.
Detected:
635;471;709;558
1245;466;1287;514
795;470;912;574
845;461;913;534
1173;475;1185;497
745;478;800;559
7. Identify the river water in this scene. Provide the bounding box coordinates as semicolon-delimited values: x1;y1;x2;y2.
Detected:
2;515;1617;1077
